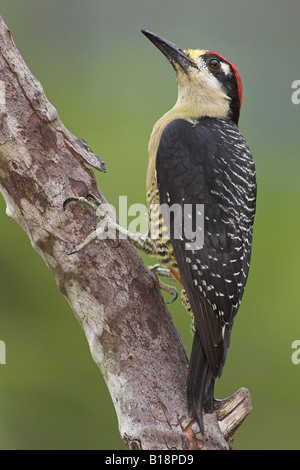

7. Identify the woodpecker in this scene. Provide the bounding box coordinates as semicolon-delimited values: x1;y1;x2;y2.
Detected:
141;30;256;432
65;30;256;434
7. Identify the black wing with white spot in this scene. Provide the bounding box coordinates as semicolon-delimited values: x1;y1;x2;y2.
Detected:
156;116;256;377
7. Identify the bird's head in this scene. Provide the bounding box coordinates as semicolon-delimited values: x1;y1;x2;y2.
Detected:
142;30;242;125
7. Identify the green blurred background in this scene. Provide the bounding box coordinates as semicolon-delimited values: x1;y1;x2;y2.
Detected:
0;0;299;450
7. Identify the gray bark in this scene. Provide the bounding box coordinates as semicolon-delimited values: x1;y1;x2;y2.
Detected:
0;16;251;450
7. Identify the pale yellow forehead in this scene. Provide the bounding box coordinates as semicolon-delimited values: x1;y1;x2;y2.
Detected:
183;49;206;61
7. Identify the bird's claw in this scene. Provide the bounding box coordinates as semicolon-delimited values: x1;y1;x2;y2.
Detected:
165;284;178;304
149;264;178;304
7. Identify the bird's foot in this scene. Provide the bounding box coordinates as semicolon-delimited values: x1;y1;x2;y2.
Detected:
63;193;118;254
149;264;178;304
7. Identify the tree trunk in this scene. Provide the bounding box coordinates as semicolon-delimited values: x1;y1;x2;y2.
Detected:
0;16;251;450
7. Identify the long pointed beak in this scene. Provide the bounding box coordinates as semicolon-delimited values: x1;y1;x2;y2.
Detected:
141;30;196;73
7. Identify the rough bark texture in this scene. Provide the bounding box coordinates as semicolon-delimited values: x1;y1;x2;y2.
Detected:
0;16;251;450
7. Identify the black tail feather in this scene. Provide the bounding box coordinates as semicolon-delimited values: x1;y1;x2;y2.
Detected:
187;329;215;433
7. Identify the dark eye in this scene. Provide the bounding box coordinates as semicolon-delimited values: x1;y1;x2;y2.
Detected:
208;58;220;70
